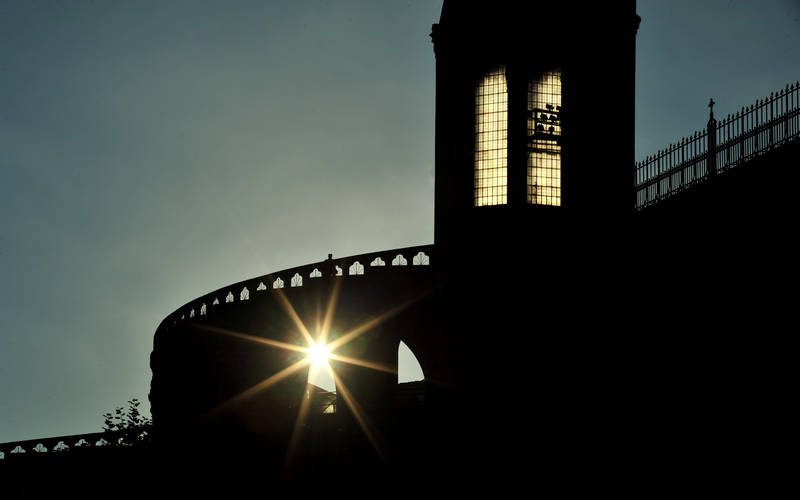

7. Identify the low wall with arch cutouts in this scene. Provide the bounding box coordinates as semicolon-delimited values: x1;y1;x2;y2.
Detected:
148;244;446;451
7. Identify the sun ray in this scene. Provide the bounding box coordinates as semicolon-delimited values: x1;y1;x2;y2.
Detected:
331;370;386;463
286;356;338;473
191;284;434;456
319;277;342;346
283;383;315;475
314;297;322;344
185;321;310;355
326;313;383;353
326;292;429;353
271;286;315;347
328;353;397;375
205;358;311;417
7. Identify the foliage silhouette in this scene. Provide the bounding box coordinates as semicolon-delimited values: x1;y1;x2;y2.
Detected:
101;398;152;447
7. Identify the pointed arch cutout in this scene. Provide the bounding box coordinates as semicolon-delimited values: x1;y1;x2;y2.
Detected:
291;273;303;287
398;341;424;383
349;261;364;275
412;251;430;266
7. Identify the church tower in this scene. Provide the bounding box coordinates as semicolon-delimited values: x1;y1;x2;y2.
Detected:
431;1;640;253
427;4;642;475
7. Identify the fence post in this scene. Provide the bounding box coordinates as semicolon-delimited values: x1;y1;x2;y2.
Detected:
784;85;789;143
739;109;745;163
769;92;774;148
725;114;731;169
707;98;717;177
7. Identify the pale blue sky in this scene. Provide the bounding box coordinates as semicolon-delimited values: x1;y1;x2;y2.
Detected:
1;0;798;442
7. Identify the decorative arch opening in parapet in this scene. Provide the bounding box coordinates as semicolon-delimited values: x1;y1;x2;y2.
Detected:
398;341;424;384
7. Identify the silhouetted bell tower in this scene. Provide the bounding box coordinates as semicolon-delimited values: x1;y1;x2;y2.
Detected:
431;1;640;254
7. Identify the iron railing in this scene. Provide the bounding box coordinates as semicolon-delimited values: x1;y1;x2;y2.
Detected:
635;81;800;209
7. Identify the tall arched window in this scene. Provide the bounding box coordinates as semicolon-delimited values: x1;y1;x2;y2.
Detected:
527;69;562;206
475;66;508;206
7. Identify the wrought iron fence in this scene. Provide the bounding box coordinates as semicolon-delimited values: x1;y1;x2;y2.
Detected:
635;81;800;209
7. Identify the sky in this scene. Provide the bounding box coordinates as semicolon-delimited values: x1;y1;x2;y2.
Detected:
1;0;798;443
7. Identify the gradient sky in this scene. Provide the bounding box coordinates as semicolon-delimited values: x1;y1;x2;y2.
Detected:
1;0;798;443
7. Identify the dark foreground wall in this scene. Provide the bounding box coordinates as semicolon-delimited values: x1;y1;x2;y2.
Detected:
145;129;797;486
8;147;793;489
148;245;447;481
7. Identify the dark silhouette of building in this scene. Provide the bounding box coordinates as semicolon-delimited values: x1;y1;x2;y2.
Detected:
5;1;796;491
143;0;800;489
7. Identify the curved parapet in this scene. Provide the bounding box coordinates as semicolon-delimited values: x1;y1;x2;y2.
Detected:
149;244;442;458
158;244;434;331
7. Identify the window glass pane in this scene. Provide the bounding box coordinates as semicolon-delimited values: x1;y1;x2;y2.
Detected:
475;67;508;206
528;69;562;206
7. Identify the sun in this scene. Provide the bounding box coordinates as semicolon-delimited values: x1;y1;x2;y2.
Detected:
307;342;331;365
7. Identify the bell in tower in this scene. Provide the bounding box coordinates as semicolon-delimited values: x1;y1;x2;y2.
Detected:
431;1;640;256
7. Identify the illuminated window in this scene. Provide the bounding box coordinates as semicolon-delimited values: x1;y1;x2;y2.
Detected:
528;69;562;206
474;67;508;206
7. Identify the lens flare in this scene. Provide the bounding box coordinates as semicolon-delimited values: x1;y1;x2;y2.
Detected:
197;284;434;468
307;342;331;365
